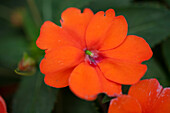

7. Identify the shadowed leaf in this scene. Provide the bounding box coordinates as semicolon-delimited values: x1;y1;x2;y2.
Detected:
12;72;58;113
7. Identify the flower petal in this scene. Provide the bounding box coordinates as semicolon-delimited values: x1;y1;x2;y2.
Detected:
98;59;147;84
61;7;94;49
152;88;170;113
86;9;127;50
108;95;142;113
101;35;153;63
36;21;79;50
86;9;115;50
0;96;7;113
128;79;163;113
69;62;100;100
95;67;122;96
44;68;74;88
99;15;128;50
40;46;84;74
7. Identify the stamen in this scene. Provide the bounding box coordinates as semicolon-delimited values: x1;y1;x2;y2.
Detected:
85;50;94;57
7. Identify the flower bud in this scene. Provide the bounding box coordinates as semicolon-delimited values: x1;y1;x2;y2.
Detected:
15;53;36;76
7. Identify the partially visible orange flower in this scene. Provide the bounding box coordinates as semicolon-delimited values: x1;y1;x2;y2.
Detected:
36;7;152;100
0;96;7;113
108;79;170;113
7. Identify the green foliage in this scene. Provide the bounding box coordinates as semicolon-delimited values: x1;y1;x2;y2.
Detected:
87;0;132;12
0;35;28;69
143;58;170;87
56;88;98;113
22;9;39;41
102;95;113;104
53;0;93;24
162;37;170;72
12;72;58;113
117;5;170;47
165;0;170;7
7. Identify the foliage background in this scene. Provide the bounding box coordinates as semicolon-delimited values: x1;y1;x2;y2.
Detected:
0;0;170;113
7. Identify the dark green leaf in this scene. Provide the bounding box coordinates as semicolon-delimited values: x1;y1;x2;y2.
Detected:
143;58;169;87
0;35;28;69
22;9;39;41
117;5;170;47
87;0;132;12
122;85;131;94
165;0;170;7
12;72;58;113
0;0;26;8
102;95;113;104
56;88;98;113
162;37;170;72
0;67;19;85
52;0;93;25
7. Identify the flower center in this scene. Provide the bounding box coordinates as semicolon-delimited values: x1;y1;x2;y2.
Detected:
85;50;100;66
85;50;94;57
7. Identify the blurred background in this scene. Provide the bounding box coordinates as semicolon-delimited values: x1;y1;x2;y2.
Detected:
0;0;170;113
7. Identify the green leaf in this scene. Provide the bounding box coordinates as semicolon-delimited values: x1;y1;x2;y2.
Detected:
56;88;98;113
12;72;58;113
117;5;170;47
165;0;170;7
143;58;169;87
162;37;170;72
0;67;19;85
87;0;132;12
0;35;28;69
102;95;113;104
52;0;93;25
22;9;39;41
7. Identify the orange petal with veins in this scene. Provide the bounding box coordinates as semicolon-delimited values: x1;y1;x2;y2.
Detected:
69;62;100;100
98;59;147;84
152;88;170;113
86;9;127;50
101;35;153;63
128;79;163;113
95;67;122;96
36;21;81;51
61;7;94;49
108;95;142;113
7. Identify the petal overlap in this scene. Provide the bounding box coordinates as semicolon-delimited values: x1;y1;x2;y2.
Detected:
61;7;94;49
36;21;80;51
99;15;128;50
95;67;122;96
86;10;128;50
108;79;170;113
128;79;170;113
101;35;153;63
98;59;147;84
69;62;100;100
86;9;115;50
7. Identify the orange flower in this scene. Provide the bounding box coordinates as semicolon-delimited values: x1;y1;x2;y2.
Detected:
0;96;7;113
36;7;152;100
108;79;170;113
